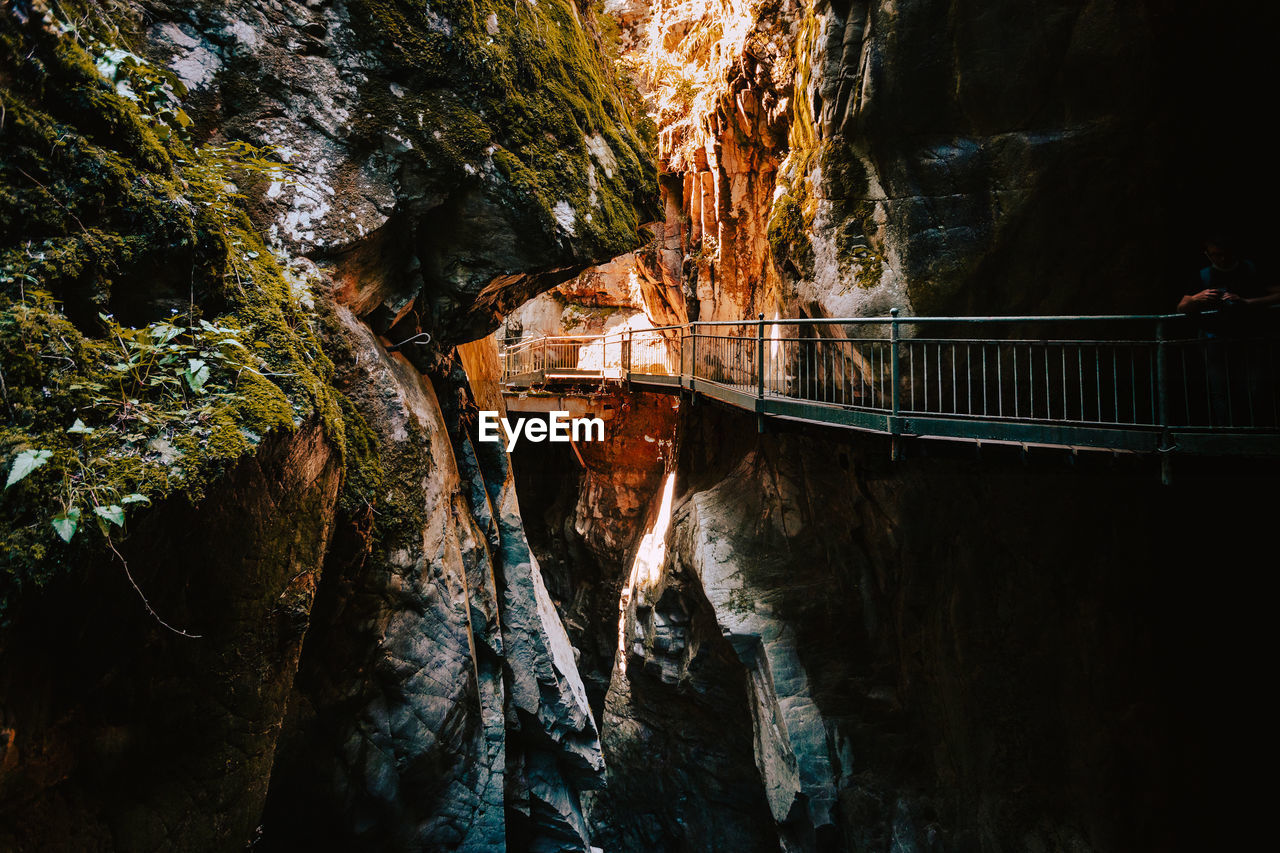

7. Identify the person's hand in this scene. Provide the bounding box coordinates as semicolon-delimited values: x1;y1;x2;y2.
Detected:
1220;291;1244;305
1189;288;1223;306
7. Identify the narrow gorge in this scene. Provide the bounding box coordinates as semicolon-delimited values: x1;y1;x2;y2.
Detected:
1;1;1275;851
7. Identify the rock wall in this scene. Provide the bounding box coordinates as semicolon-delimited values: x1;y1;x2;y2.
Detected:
0;424;342;850
260;318;603;851
783;0;1278;319
610;0;799;322
2;0;653;849
611;0;1277;325
555;2;1280;851
617;402;1276;852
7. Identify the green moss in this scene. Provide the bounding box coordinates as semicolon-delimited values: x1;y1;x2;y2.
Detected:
823;141;885;290
0;0;657;618
768;6;820;283
767;190;815;279
345;0;657;257
332;393;384;518
819;138;868;201
768;131;888;289
766;6;885;290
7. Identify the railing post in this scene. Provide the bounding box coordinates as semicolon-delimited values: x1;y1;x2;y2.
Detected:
684;325;691;390
890;307;902;460
757;312;766;432
692;323;698;380
624;331;632;390
756;313;766;398
1156;319;1173;486
690;322;699;401
678;327;685;388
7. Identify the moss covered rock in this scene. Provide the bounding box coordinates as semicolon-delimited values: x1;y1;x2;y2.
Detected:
131;0;656;342
0;1;350;616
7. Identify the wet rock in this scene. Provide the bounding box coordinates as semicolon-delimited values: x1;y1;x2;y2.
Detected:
2;0;649;846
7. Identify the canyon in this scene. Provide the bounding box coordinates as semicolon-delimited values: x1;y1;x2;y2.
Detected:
1;0;1275;851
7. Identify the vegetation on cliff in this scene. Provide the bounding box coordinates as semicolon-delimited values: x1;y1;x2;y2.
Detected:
765;1;884;291
346;0;657;258
0;1;354;618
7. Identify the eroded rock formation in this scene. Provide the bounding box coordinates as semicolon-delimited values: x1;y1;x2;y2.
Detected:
2;0;653;849
606;402;1277;852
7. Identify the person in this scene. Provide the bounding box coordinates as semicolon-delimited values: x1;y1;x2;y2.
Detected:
1178;236;1280;313
1177;235;1280;426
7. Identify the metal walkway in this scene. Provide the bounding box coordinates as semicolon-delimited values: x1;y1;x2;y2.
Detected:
501;311;1280;463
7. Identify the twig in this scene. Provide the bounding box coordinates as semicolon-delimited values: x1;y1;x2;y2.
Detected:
0;365;10;417
16;168;92;239
105;535;202;638
38;353;76;368
237;366;299;379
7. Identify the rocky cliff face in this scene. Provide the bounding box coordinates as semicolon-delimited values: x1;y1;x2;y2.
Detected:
260;318;607;851
612;403;1274;852
141;0;656;341
613;0;1274;327
0;424;342;850
527;1;1277;851
2;0;652;849
783;0;1174;318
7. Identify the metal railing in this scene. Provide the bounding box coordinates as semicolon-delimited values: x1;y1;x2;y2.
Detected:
501;334;629;382
502;328;682;383
499;310;1280;456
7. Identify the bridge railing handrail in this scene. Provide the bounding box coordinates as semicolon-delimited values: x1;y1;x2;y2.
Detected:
501;310;1280;439
688;311;1229;326
504;309;1273;341
504;332;611;348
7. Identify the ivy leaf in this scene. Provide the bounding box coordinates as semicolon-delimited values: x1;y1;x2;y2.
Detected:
153;323;183;346
184;358;209;394
67;418;95;434
6;449;52;489
121;493;150;505
93;505;126;528
52;508;81;543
